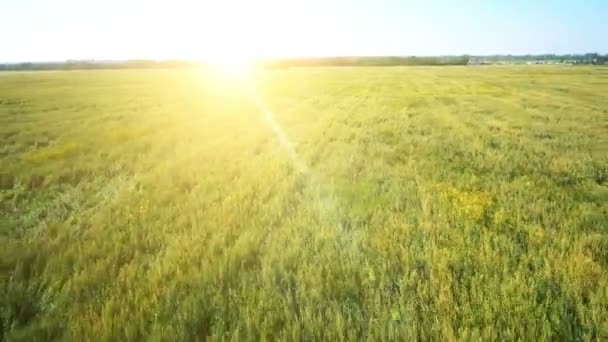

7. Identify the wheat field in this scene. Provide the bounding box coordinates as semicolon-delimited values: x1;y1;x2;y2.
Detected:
1;66;607;340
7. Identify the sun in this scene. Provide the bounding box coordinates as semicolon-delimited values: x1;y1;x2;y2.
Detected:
207;54;255;76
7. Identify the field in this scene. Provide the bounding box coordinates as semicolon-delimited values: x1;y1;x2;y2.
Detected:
1;66;607;340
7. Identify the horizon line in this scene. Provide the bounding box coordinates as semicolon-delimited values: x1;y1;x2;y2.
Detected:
2;52;607;64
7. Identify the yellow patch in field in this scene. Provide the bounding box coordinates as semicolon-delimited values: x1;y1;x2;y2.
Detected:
568;251;602;291
438;185;491;223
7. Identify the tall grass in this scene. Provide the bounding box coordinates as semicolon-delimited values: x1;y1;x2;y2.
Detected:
1;66;607;340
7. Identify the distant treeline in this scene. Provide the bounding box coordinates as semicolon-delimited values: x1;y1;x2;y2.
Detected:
1;54;606;71
259;56;471;67
475;53;607;64
260;54;607;67
0;59;201;71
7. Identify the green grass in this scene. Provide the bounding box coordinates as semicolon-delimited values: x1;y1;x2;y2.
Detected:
1;66;607;340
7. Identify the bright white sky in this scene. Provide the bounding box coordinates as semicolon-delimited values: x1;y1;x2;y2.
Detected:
2;0;607;62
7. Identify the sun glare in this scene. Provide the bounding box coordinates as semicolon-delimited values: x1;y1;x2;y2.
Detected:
207;54;255;76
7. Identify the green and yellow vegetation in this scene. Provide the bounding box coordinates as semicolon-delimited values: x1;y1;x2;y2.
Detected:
1;66;607;340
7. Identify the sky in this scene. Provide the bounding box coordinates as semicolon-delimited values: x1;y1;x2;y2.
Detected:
1;0;607;62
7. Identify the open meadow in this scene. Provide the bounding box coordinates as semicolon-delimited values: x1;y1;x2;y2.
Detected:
1;66;608;340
